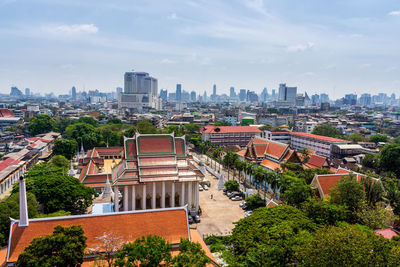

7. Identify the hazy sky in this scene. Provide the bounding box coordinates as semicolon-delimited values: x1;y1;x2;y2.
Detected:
0;0;400;98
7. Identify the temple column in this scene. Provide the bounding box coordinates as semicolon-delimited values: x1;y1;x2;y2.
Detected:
123;186;129;211
188;182;193;208
114;186;119;212
152;182;156;209
180;182;185;206
161;181;165;208
171;183;175;208
195;181;199;212
142;184;146;210
131;185;136;210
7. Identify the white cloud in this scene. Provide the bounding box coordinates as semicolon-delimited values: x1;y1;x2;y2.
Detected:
287;42;314;52
242;0;267;15
43;24;98;35
388;10;400;16
167;13;177;20
160;58;176;64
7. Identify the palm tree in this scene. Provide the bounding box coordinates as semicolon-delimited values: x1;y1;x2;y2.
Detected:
269;171;282;199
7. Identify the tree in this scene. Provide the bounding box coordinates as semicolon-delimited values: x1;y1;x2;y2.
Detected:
224;180;239;192
330;175;365;213
245;194;265;210
54;118;72;134
52;139;78;160
370;134;388;144
223;151;239;181
349;133;365;143
114;235;172;267
228;205;317;266
124;126;137;138
65;122;99;149
88;232;124;267
16;225;87;267
302;200;349;225
50;155;70;170
171;238;210;267
280;175;312;206
136;120;158;134
28;114;56;136
77;116;98;126
362;154;377;169
107;118;122;124
0;192;38;246
298;224;399;266
214;121;232;126
311;124;340;138
378;143;400;176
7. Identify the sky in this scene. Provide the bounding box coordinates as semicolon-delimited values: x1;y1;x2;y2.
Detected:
0;0;400;99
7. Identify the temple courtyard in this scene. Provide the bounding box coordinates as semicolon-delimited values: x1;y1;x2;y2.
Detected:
196;170;245;237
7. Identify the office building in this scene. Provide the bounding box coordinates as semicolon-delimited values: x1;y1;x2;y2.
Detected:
190;91;197;102
260;88;268;102
118;71;161;111
176;84;182;101
24;88;30;97
71;86;76;100
278;83;297;104
344;94;357;105
230;87;236;98
320;93;329;103
359;93;371;106
239;89;247;102
10;87;23;98
201;125;261;147
160;89;168;102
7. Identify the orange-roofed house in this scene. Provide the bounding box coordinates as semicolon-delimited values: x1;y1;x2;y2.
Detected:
305;154;330;169
78;133;203;214
243;137;301;171
200;125;261;147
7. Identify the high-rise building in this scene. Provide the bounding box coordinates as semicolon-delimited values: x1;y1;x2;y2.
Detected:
239;89;246;102
271;89;277;100
311;94;320;105
71;86;76;100
344;94;357;105
116;87;122;94
190;91;197;102
119;71;161;111
24;88;30;97
359;93;371;106
278;83;297;104
176;84;182;101
160;89;168;102
211;84;217;101
320;93;329;103
10;87;23;98
260;87;268;102
203;91;208;102
229;87;236;98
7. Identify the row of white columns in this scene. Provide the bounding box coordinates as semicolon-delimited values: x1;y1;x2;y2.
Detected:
114;181;199;212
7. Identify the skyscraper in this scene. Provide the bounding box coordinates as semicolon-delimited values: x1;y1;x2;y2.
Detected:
176;84;182;101
211;84;217;101
25;88;30;97
71;86;76;100
229;87;236;97
278;83;297;104
190;91;197;102
160;89;168;102
239;89;246;102
260;87;268;102
320;93;329;103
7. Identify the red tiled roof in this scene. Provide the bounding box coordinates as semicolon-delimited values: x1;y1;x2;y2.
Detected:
254;144;267;157
282;150;293;162
0;158;20;172
307;154;328;168
291;132;348;143
336;168;351;174
0;248;6;267
140;157;176;166
374;229;398;239
265;142;288;159
0;108;14;117
316;174;348;196
138;136;173;154
201;125;261;133
175;139;185;156
260;159;282;171
141;167;177;176
247;137;268;146
7;209;189;263
237;149;246;157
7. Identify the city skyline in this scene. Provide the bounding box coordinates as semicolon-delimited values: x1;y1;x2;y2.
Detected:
1;0;400;97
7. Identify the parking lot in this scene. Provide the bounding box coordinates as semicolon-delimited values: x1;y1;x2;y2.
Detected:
195;170;245;237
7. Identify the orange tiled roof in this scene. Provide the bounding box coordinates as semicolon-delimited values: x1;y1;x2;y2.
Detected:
265;141;288;159
306;154;328;168
138;136;174;154
260;159;282;171
291;132;348;143
316;174;348;196
7;209;189;263
0;248;7;267
237;149;246;157
254;144;267;157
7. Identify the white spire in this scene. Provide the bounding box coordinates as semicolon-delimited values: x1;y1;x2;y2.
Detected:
80;141;85;155
19;176;29;227
68;160;75;177
102;175;113;199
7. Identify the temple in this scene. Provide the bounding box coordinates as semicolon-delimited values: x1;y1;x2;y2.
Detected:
78;133;203;214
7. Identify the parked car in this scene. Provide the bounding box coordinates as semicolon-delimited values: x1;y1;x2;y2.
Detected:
242;204;247;210
193;215;201;223
203;185;209;190
244;210;253;217
229;192;242;199
231;196;242;201
199;185;204;191
188;216;194;224
227;191;240;198
239;201;246;208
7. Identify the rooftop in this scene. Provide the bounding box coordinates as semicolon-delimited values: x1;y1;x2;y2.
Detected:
201;125;261;133
291;132;348;143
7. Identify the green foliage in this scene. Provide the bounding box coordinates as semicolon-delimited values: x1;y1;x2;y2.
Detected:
245;194;265;210
107;117;122;124
171;238;211;267
224;180;239;191
65;122;100;150
362;154;377;168
280;174;312;206
369;134;388;144
298;224;400;266
52;138;77;160
228;205;317;265
50;155;70;169
302;200;349;225
0;192;38;246
54;118;72;134
77;116;98;126
348;133;365;143
356;202;395;230
378;143;400;176
124;126;137;138
16;225;87;267
136;120;158;134
35;210;71;218
311;124;340;138
330;176;365;212
28;114;56;136
282;163;332;184
114;234;172;267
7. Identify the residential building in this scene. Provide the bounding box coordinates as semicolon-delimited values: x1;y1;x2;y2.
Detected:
201;125;261;147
